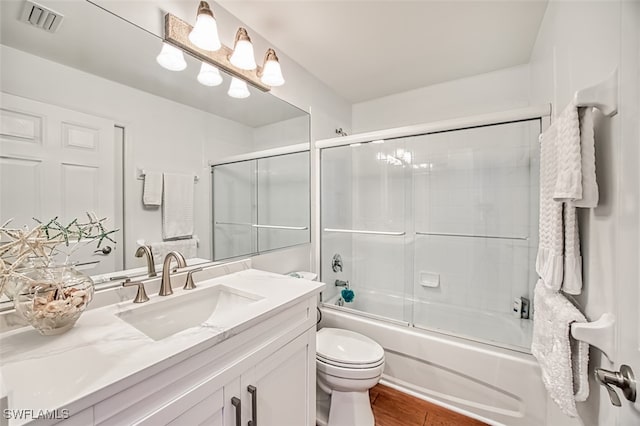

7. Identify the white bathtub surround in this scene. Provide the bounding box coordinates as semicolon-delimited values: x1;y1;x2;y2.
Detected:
162;172;195;240
0;268;324;425
532;281;589;417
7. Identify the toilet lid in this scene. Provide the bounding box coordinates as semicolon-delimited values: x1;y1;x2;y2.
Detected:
316;328;384;365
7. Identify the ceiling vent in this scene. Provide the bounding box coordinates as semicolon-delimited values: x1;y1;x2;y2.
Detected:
20;0;64;33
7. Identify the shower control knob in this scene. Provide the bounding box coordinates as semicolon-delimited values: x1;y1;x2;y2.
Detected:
595;364;636;407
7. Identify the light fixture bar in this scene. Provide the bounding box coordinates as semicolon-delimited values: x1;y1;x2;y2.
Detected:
164;13;270;91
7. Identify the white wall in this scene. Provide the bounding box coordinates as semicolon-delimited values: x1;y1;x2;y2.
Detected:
1;45;255;269
352;64;530;133
529;1;640;425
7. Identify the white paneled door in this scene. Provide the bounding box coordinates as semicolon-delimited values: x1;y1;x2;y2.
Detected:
0;92;120;274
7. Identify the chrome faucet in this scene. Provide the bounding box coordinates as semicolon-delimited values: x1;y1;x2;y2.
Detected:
135;245;157;277
159;251;187;296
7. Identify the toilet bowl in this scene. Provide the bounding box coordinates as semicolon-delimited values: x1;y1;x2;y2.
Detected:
316;328;385;426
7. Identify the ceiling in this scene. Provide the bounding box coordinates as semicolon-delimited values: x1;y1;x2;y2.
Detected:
0;0;306;127
217;0;549;103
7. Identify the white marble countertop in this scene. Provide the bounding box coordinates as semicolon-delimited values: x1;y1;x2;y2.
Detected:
0;268;324;426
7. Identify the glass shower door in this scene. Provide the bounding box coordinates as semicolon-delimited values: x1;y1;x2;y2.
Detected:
256;151;310;252
212;160;257;260
409;120;540;350
321;139;413;324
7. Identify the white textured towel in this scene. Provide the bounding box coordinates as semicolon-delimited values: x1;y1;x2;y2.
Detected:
162;173;194;240
536;124;564;291
150;238;198;264
143;171;163;207
553;104;598;207
532;281;589;418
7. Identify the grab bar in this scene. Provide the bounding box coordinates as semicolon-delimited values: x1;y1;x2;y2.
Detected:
415;231;528;241
324;228;405;236
253;224;308;230
215;221;254;226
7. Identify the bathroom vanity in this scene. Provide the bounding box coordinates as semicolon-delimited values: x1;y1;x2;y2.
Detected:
0;266;324;426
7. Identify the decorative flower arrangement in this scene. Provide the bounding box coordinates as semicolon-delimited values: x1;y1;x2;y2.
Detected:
0;212;118;335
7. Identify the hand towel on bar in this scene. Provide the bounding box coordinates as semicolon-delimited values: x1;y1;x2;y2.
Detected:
563;205;583;295
553;103;598;207
162;172;194;240
532;281;589;418
536;124;564;291
150;238;198;264
142;171;162;207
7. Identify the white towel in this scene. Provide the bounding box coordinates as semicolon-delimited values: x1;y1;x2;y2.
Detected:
553;104;598;207
532;281;589;418
574;107;598;208
162;173;194;240
150;238;198;264
143;171;163;207
536;124;565;291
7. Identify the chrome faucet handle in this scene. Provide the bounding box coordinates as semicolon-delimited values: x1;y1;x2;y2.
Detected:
184;267;203;290
159;251;187;296
122;279;150;303
335;279;349;287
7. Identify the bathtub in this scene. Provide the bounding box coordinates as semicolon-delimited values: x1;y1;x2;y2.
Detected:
319;300;550;426
326;290;533;352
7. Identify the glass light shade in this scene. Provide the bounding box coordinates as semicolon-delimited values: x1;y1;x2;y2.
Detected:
156;43;187;71
227;77;250;99
197;63;223;86
189;13;221;51
261;59;285;86
230;39;257;70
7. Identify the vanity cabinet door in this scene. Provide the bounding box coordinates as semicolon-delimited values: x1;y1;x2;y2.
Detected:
240;329;315;426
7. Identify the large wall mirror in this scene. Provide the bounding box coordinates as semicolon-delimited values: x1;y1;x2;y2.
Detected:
0;0;310;303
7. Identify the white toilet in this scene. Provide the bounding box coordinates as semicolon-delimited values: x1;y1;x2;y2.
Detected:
316;328;385;426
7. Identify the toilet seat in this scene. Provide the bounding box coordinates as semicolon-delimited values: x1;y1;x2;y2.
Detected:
317;356;385;380
316;354;384;369
317;328;384;366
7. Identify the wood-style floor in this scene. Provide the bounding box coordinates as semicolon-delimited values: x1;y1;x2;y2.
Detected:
369;384;487;426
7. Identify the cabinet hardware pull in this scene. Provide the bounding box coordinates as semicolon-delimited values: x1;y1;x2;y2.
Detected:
248;385;257;426
231;396;241;426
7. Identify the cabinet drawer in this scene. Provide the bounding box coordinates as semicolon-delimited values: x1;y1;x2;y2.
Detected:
135;386;223;426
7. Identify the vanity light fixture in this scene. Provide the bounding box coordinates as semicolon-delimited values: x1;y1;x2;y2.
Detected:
197;62;223;86
228;77;251;99
229;28;257;70
260;48;285;87
161;7;287;96
188;1;221;51
156;42;187;71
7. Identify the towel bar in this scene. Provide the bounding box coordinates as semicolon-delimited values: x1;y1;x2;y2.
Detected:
574;69;618;117
570;313;616;362
137;168;199;182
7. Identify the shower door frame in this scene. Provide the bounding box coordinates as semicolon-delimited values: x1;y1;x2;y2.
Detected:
314;104;552;349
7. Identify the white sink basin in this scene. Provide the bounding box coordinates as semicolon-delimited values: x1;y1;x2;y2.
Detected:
116;285;264;341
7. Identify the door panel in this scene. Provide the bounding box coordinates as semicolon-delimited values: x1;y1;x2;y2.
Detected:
0;92;120;274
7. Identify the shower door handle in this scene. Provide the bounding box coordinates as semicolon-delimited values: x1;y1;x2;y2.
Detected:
595;364;636;406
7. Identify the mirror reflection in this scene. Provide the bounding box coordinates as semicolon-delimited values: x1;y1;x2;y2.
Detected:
0;0;310;299
213;150;310;261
